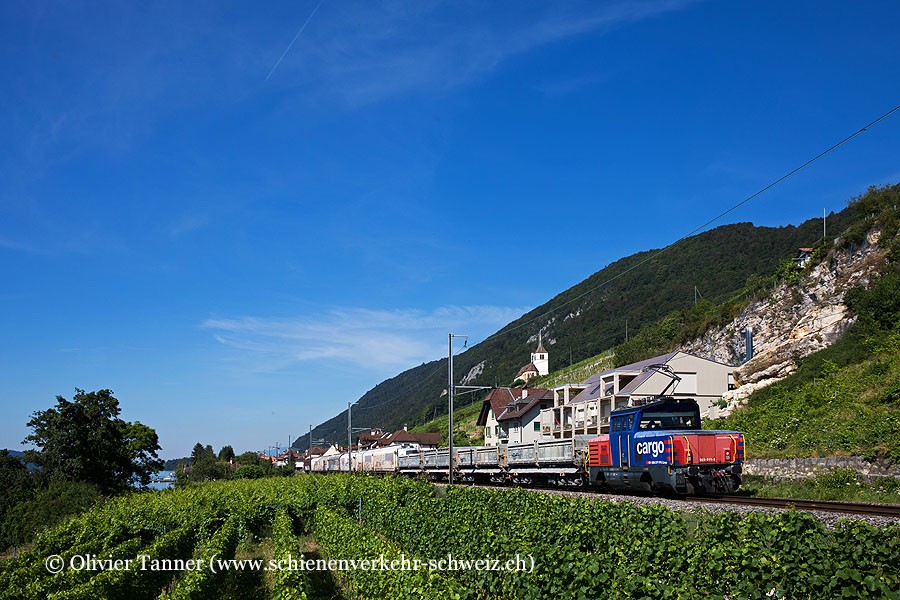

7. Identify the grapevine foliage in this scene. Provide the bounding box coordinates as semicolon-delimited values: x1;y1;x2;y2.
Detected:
1;475;898;599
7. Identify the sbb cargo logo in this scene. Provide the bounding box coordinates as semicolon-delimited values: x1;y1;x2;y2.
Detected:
635;440;668;465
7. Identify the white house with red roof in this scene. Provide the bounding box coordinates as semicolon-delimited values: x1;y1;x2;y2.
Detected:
515;337;550;383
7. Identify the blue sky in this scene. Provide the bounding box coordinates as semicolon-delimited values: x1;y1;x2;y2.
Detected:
2;1;899;458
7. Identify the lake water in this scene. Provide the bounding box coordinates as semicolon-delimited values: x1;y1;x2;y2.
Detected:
147;470;175;491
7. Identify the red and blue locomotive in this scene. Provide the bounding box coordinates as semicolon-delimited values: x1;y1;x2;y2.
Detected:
588;396;744;494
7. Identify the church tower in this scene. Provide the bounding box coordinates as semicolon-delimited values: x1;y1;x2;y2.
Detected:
531;334;549;376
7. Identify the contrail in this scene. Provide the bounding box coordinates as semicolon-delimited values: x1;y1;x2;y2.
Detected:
265;0;324;82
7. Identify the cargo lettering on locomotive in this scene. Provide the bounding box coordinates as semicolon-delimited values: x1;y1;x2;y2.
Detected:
635;438;670;466
635;440;666;458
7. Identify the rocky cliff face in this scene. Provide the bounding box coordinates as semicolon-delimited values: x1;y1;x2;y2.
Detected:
679;229;886;418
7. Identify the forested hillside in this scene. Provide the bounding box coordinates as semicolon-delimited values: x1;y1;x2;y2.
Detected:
296;202;856;450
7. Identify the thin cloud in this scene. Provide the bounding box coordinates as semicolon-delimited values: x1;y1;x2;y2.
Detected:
534;72;611;96
203;305;530;371
0;229;106;256
0;236;46;255
167;214;209;237
273;0;701;106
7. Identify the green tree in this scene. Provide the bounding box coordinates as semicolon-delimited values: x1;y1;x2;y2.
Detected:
191;442;215;463
235;451;266;467
23;389;163;493
218;445;235;462
176;442;236;484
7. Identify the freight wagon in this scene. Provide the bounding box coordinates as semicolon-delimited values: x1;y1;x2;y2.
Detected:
309;396;744;495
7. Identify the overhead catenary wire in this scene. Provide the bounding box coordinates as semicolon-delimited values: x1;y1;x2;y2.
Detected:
312;346;467;430
346;322;625;425
328;326;620;433
348;360;450;414
305;346;474;439
481;103;900;343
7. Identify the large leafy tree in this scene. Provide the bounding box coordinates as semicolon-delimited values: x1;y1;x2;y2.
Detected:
23;389;163;493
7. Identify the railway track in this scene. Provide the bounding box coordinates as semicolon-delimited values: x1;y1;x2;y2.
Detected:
435;481;900;518
683;494;900;517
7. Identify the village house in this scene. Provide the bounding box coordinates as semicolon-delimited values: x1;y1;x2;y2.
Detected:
355;427;441;450
295;446;326;470
514;338;550;383
477;387;554;446
274;448;301;467
355;428;392;449
795;247;814;268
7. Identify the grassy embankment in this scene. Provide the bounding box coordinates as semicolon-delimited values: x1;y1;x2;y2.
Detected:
740;469;900;504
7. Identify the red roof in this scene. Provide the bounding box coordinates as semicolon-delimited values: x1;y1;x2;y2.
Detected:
477;387;550;426
388;429;417;443
517;362;539;377
408;431;441;447
496;389;553;422
357;429;392;448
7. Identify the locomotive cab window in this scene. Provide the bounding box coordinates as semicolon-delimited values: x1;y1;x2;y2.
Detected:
612;415;636;431
638;411;698;431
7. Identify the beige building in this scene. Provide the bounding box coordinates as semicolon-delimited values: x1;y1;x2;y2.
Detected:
515;362;540;383
541;351;736;439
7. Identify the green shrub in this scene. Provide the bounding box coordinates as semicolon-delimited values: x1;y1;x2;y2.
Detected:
4;480;101;548
775;258;802;285
814;468;861;491
234;465;266;479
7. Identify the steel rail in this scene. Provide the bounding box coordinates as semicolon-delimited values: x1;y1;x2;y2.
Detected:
682;494;900;517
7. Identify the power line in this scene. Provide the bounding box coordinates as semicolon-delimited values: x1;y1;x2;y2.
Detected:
305;358;450;439
481;103;900;343
356;328;622;421
349;363;446;413
306;342;484;439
